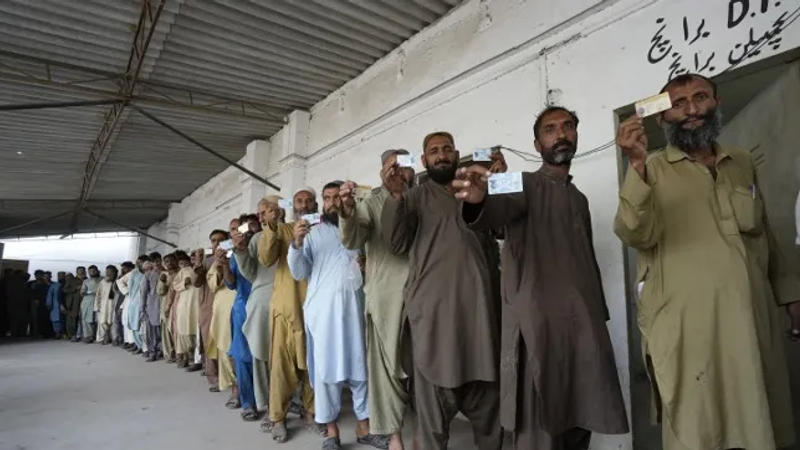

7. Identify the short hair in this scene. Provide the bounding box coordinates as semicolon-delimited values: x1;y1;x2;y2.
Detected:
88;265;98;271
533;106;579;141
105;265;118;276
235;214;248;225
34;270;45;276
121;261;135;269
322;181;343;192
174;250;190;262
208;229;228;240
244;214;258;224
76;266;86;271
422;131;455;152
660;73;718;98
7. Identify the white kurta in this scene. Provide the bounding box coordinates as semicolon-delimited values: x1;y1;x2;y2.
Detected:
287;222;367;386
93;279;116;325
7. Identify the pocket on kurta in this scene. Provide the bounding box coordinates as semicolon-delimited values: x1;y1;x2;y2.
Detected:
729;186;763;234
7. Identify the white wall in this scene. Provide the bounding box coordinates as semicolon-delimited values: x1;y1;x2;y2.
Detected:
1;232;138;274
144;1;800;447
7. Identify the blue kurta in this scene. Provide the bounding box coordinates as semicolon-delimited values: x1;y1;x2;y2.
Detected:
287;222;367;385
45;282;62;322
227;256;253;362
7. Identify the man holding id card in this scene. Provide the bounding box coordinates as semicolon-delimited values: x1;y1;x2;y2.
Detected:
615;73;799;450
455;107;628;449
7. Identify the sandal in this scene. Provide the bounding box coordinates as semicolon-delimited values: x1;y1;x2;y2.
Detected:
357;434;391;449
321;437;342;450
304;421;328;437
260;419;274;433
240;408;259;422
225;397;240;409
272;421;288;443
209;386;220;393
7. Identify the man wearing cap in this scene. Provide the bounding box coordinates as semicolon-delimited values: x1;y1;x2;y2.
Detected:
255;189;319;442
382;132;504;449
338;149;415;450
289;181;387;450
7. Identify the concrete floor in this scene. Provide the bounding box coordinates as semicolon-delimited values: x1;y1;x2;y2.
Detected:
0;339;512;450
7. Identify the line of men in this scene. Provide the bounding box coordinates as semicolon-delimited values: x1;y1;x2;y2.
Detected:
1;269;75;340
20;72;799;450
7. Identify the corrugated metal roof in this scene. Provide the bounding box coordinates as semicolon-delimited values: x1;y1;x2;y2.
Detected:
0;0;460;238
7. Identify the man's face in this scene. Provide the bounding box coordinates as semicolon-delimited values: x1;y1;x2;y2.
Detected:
257;202;280;227
105;268;115;280
229;220;240;235
423;135;458;184
322;187;341;216
121;266;132;276
660;77;721;151
164;255;178;271
76;267;86;278
136;260;145;272
534;110;578;166
57;272;65;283
89;267;99;278
293;191;317;216
209;232;226;251
178;259;190;269
247;218;262;233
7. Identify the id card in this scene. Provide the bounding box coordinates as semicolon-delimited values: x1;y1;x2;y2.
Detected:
635;92;672;117
396;154;418;168
473;149;492;161
488;172;523;195
237;223;249;234
219;239;233;251
301;213;321;225
354;185;372;202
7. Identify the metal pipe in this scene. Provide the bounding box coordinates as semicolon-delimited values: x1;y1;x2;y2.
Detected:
0;99;121;111
82;208;177;248
132;105;281;191
0;210;75;235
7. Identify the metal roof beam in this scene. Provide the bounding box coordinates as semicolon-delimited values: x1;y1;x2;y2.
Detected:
0;99;120;111
82;208;176;248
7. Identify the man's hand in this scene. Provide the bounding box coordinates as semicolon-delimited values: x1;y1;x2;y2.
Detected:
453;165;491;204
231;230;247;251
265;206;280;229
339;180;357;218
214;247;228;265
617;116;648;179
489;147;507;173
788;302;800;340
184;277;191;288
160;273;167;283
293;219;310;249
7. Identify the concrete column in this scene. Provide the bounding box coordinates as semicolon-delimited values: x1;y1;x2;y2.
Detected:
239;139;272;211
278;111;311;221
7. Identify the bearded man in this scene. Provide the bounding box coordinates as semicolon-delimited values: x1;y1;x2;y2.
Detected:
615;73;798;450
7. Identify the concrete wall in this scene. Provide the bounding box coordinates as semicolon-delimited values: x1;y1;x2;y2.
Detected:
144;1;800;448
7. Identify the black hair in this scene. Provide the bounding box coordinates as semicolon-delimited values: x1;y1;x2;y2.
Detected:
322;181;343;192
148;252;162;260
121;261;135;269
136;254;150;263
208;229;229;240
532;106;579;141
34;270;45;276
244;214;258;224
88;265;98;271
174;250;191;262
105;265;118;276
660;73;718;98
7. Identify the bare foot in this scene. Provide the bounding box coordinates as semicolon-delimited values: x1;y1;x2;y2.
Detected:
389;433;404;450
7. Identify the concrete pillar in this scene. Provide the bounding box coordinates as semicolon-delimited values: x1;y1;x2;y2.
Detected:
278;111;310;221
239;139;273;211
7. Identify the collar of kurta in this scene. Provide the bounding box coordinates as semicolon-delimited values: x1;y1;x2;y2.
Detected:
665;142;732;166
537;165;573;185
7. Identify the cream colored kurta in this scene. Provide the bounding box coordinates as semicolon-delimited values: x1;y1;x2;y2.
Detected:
93;279;116;326
207;261;236;390
614;144;797;450
173;266;200;337
339;186;410;434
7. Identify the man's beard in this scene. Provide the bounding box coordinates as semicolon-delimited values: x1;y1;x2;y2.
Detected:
662;108;722;152
427;159;458;184
541;139;576;166
322;211;339;227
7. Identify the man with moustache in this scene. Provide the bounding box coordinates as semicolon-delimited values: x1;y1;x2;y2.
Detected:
289;181;386;450
381;132;503;450
454;107;629;449
615;73;799;450
338;150;415;450
256;189;320;442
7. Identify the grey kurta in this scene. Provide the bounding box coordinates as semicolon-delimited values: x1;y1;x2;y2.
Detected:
235;231;276;412
465;168;629;437
382;181;499;388
340;186;410;434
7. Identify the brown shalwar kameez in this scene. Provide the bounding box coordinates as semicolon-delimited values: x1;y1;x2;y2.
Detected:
382;180;502;450
464;167;629;449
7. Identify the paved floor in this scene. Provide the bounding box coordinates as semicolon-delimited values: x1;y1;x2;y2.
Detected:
0;339;512;450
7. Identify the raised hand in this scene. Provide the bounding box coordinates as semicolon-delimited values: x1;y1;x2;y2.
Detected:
293;219;310;249
453;165;491;204
231;229;247;251
617;116;648;178
489;147;507;173
339;180;357;218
